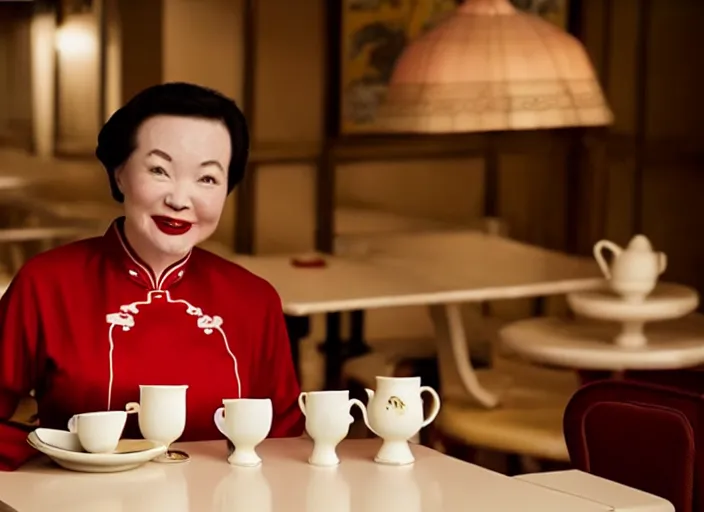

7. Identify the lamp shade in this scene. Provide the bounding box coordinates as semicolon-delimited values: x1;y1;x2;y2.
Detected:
376;0;613;133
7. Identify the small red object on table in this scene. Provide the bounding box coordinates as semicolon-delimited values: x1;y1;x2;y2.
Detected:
290;254;327;268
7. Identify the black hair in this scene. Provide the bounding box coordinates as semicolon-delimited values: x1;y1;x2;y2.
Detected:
95;82;249;203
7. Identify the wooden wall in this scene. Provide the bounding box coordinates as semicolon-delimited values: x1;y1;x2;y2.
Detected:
0;3;33;151
580;0;704;294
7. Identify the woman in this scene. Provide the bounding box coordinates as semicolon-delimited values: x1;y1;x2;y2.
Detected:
0;82;304;471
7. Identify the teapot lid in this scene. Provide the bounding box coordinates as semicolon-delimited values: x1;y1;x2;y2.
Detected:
627;234;654;251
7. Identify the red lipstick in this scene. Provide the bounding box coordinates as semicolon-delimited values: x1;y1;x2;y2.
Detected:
152;216;193;235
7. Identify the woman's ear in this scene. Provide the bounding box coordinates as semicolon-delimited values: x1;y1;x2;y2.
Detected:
114;165;125;193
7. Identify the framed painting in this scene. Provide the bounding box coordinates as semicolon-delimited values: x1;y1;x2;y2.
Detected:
510;0;569;29
339;0;457;135
338;0;571;135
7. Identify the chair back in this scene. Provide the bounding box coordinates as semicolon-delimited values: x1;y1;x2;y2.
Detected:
564;379;702;512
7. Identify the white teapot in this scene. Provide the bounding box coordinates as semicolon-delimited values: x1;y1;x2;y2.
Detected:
593;235;667;302
359;376;440;465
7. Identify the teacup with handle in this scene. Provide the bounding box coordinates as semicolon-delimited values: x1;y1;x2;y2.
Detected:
214;398;272;467
67;410;128;453
125;384;189;462
298;390;366;467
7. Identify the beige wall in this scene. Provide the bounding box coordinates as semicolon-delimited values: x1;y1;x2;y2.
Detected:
161;0;246;247
0;9;33;150
255;163;317;254
336;159;484;224
593;0;704;293
117;0;163;103
253;0;325;145
29;11;56;157
55;12;101;155
162;0;245;105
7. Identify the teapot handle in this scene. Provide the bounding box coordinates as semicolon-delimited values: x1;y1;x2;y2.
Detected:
420;386;441;428
348;398;368;427
593;240;623;280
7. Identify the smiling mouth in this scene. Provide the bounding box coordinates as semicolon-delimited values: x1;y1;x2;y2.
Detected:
152;216;193;235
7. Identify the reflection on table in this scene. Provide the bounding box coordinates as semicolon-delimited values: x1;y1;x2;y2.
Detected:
3;438;619;512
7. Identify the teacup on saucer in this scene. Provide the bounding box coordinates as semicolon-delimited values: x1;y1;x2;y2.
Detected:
68;410;127;454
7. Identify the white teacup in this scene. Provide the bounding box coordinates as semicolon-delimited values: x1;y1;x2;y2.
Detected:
214;398;272;467
67;411;127;453
299;390;365;467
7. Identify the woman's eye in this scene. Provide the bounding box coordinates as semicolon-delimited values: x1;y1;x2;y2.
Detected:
149;166;167;176
199;175;218;185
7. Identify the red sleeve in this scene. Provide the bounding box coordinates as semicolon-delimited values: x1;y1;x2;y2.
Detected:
0;267;43;471
258;287;304;438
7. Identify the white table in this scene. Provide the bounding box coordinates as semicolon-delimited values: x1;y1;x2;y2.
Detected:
0;438;629;512
234;231;603;406
235;232;602;315
514;470;674;511
500;314;704;371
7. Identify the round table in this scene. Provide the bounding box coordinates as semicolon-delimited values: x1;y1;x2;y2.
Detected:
499;313;704;371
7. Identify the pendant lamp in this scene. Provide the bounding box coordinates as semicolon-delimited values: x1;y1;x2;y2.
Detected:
376;0;613;133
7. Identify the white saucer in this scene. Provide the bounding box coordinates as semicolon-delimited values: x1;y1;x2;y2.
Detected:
28;429;167;473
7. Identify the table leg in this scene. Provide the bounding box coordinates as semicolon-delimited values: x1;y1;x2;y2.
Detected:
531;297;546;317
284;315;310;379
319;312;343;389
349;310;371;357
316;310;370;389
429;303;500;408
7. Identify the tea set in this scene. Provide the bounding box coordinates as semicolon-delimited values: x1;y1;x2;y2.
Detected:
27;375;441;473
566;234;699;348
592;234;668;304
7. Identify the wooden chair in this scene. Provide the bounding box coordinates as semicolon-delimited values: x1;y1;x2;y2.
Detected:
564;379;700;512
431;311;579;471
435;359;577;464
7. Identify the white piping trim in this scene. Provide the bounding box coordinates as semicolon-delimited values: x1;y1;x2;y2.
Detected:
156;257;190;290
115;225;156;289
107;324;116;409
104;290;241;410
114;223;192;290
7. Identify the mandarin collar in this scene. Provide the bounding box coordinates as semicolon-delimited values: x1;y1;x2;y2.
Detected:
104;217;192;290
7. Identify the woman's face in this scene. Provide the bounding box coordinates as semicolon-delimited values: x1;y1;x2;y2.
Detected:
115;115;231;258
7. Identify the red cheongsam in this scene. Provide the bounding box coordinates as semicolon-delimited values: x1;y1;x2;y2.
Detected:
0;217;304;470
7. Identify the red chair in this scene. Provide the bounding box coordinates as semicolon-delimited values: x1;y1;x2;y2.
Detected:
564;380;700;512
